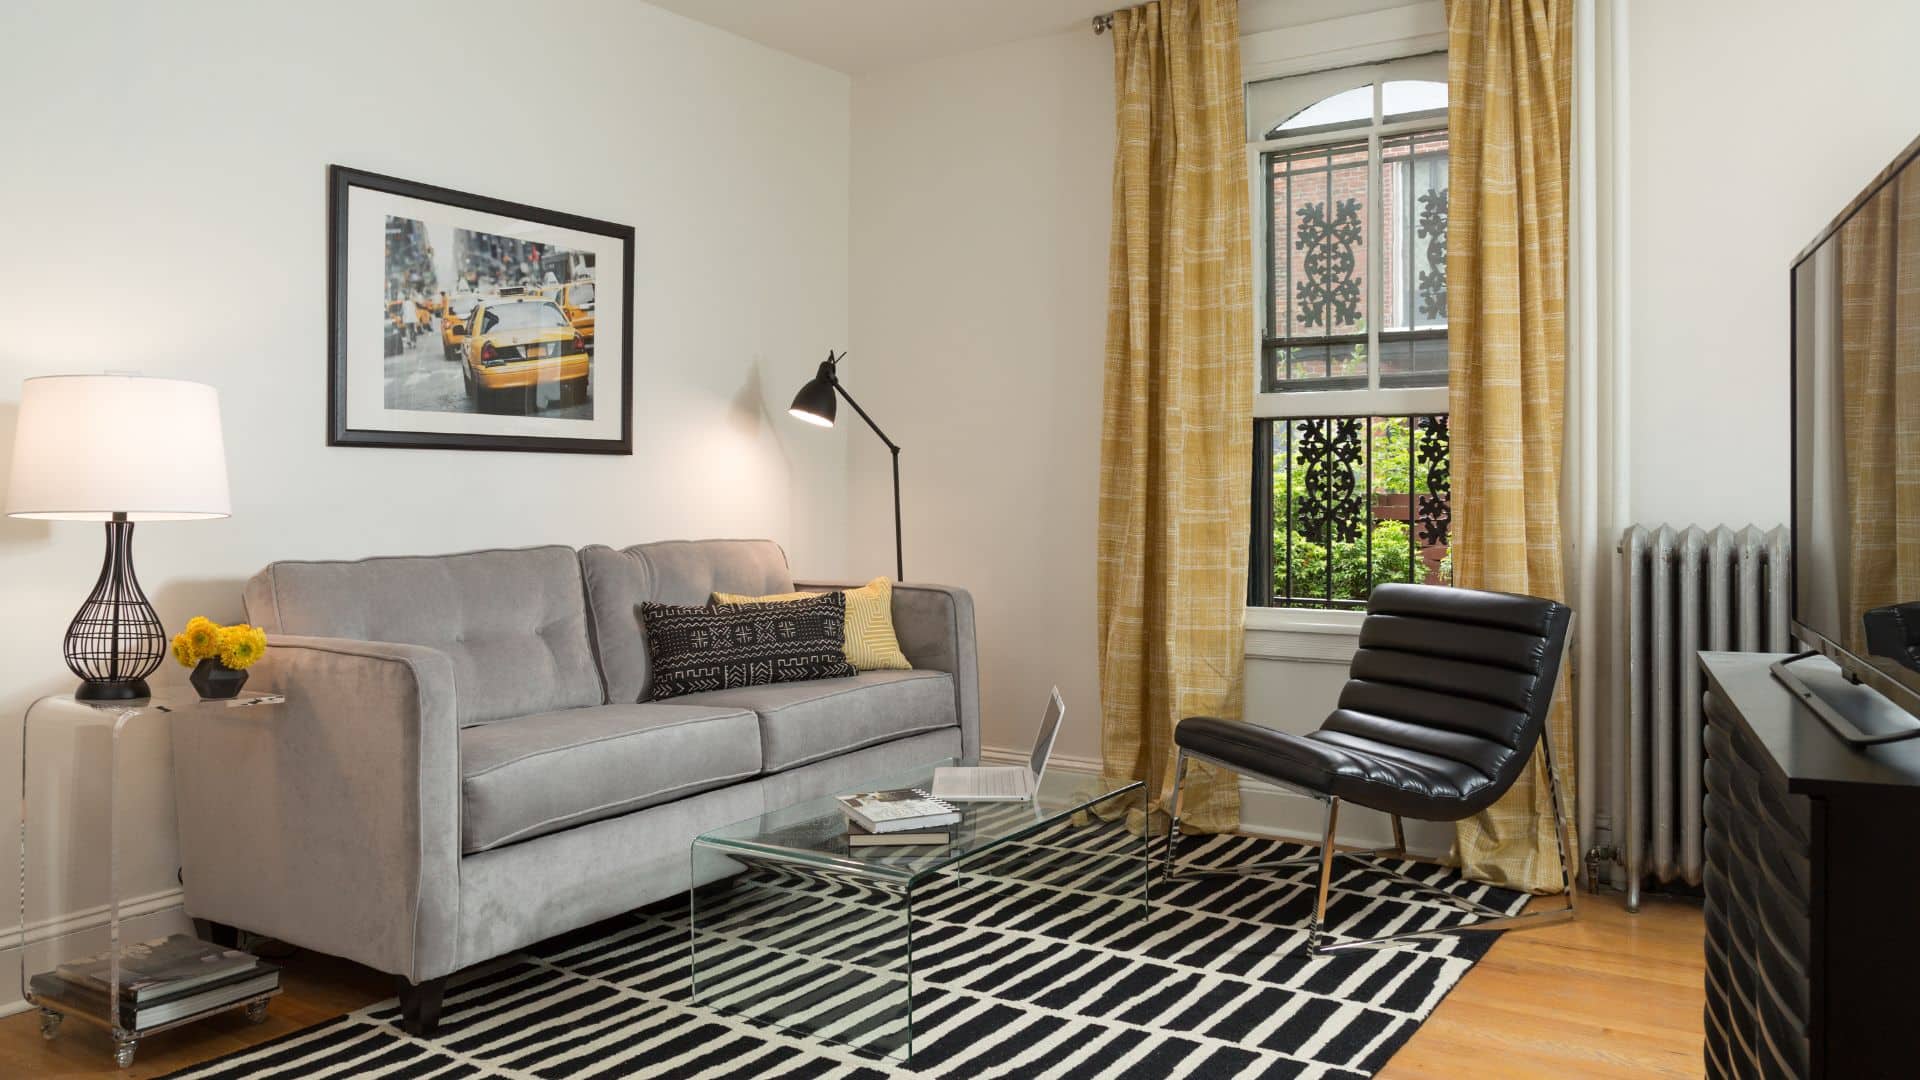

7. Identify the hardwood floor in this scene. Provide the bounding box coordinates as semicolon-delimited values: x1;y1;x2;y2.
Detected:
0;893;1705;1078
1385;893;1706;1079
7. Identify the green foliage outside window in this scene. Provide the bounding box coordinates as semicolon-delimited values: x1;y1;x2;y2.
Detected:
1274;519;1416;604
1269;416;1445;606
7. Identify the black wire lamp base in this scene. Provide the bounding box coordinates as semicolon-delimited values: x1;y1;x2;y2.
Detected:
66;514;165;701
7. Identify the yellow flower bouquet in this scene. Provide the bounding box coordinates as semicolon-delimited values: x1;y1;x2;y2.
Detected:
171;616;268;699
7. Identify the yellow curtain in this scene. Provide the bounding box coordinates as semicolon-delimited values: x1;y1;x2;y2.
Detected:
1839;176;1920;649
1445;0;1575;893
1097;0;1252;836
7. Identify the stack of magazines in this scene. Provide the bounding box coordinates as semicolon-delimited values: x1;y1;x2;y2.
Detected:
29;934;279;1030
837;788;960;846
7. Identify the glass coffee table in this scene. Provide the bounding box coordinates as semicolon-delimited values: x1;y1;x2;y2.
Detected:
689;760;1146;1062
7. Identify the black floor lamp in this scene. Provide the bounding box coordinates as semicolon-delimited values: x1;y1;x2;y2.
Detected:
788;351;904;582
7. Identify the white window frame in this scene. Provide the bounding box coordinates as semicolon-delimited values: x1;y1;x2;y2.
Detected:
1245;54;1450;633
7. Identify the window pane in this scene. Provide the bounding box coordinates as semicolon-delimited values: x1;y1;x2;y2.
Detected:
1382;80;1448;122
1267;139;1369;390
1379;129;1449;388
481;301;571;332
1254;414;1453;608
1268;85;1372;138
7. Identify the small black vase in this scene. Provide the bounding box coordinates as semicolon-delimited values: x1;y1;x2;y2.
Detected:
189;658;248;700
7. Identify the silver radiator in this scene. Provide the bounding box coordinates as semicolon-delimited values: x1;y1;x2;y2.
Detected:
1619;524;1790;912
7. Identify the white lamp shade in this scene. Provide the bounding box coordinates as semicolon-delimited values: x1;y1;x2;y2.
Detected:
5;375;231;521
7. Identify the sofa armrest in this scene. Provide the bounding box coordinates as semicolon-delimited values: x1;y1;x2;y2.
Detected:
797;580;980;762
169;635;462;981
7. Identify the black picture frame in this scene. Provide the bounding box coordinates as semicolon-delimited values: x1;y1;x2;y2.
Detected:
326;165;635;454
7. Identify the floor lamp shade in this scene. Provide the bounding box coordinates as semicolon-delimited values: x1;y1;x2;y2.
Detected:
788;360;839;428
6;375;232;700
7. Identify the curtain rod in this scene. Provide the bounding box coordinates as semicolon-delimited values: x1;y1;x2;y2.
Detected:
1092;13;1114;34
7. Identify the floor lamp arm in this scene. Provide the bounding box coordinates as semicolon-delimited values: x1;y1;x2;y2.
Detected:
833;383;905;581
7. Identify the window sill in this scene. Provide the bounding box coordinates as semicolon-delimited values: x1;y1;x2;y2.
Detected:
1245;607;1365;633
1245;607;1363;664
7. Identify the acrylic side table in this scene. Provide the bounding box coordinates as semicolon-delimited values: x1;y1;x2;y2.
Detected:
18;691;287;1067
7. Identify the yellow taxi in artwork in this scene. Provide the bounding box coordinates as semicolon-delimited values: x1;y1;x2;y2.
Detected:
550;280;596;351
453;297;590;410
440;293;482;360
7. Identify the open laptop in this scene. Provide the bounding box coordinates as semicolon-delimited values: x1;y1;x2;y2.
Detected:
932;688;1065;802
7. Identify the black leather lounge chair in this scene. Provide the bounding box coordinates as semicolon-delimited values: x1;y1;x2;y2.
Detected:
1167;582;1575;953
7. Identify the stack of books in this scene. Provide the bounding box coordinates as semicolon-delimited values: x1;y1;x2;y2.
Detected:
837;788;960;847
29;934;280;1031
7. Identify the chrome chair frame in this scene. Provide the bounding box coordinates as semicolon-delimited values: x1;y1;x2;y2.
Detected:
1163;730;1575;955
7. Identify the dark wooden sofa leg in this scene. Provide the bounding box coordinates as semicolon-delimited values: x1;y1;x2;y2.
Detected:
396;976;447;1037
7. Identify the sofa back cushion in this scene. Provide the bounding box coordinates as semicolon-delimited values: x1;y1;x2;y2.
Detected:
244;546;604;726
580;539;794;704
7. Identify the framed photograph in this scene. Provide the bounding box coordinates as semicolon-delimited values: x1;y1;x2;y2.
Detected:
327;165;634;454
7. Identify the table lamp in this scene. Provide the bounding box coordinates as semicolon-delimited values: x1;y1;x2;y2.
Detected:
5;375;232;700
788;351;904;581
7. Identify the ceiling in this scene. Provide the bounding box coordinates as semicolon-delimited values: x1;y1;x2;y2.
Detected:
648;0;1115;74
650;1;1424;76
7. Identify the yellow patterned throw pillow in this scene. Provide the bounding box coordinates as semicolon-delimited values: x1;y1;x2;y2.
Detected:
713;577;912;671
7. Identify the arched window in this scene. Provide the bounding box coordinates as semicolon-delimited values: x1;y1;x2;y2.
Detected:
1246;56;1453;610
1268;84;1372;137
1263;80;1448;138
1381;79;1448;122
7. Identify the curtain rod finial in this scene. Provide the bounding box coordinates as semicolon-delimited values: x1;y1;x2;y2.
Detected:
1093;13;1113;34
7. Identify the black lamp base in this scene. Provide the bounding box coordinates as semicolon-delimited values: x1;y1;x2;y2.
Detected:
75;678;153;702
64;515;166;703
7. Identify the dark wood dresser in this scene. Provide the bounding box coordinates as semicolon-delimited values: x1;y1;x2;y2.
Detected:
1700;652;1920;1078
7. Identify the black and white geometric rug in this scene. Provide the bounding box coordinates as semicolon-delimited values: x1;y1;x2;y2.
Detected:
163;817;1524;1080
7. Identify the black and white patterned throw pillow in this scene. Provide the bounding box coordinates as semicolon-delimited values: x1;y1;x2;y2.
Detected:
642;592;858;700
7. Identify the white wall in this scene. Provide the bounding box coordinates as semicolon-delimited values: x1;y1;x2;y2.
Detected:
0;0;851;1007
849;30;1114;764
1626;0;1920;529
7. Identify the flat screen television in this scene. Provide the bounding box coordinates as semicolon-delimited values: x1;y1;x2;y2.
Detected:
1784;132;1920;744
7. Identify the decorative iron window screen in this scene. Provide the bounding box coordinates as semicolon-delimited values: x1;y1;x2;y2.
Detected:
1248;58;1452;609
1252;415;1452;609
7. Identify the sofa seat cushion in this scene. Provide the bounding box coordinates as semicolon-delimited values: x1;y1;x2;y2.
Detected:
460;703;761;854
667;670;956;772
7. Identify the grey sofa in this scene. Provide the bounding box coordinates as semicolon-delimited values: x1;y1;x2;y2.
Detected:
169;539;977;1033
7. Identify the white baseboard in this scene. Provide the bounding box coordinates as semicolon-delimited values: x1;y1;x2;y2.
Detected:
0;887;186;952
985;744;1454;860
0;888;189;1018
981;744;1103;775
1235;779;1455;858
